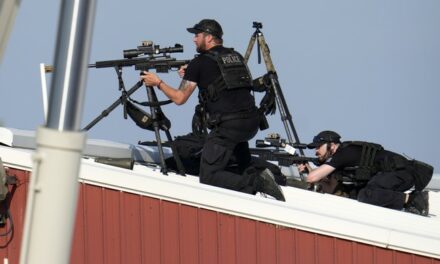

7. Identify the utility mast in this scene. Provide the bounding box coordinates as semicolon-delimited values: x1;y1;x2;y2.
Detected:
0;0;21;63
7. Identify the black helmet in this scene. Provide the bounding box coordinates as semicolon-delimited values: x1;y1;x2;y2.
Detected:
187;19;223;39
307;130;341;149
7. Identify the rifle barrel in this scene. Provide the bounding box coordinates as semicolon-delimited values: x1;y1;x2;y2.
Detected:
250;148;318;166
44;57;190;72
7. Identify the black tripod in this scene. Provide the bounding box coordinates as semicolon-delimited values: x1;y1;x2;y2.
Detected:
83;66;185;176
244;22;304;156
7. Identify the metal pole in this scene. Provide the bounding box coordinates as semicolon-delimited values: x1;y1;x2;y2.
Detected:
0;0;21;63
46;1;96;131
20;0;96;263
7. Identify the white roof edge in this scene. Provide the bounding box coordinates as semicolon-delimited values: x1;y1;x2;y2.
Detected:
0;127;170;163
0;141;439;259
0;127;135;157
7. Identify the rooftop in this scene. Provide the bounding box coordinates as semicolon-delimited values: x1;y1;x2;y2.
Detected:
0;127;439;259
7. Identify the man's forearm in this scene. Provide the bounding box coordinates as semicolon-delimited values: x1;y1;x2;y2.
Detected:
306;164;335;183
159;79;195;105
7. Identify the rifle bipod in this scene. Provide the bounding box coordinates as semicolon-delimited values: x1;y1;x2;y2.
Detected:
82;67;185;176
243;22;304;157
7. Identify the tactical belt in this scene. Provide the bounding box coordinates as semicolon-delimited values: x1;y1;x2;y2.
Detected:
207;109;257;127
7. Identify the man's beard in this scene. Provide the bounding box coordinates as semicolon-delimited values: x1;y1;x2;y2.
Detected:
318;151;332;164
196;42;206;53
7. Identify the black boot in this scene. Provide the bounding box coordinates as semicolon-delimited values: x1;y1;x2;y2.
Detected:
405;190;429;216
254;169;286;201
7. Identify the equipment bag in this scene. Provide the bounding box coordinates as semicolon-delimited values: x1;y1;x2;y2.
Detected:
125;100;153;130
125;100;170;131
165;133;206;175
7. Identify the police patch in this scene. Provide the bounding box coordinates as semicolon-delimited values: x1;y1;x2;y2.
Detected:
221;54;241;65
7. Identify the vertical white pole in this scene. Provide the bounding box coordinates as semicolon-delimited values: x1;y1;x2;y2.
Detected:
20;0;96;263
20;128;86;264
39;63;48;123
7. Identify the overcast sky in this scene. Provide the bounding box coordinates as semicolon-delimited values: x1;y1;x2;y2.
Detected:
1;0;439;172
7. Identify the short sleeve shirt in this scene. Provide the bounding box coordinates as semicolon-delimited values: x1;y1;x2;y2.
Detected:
325;144;362;169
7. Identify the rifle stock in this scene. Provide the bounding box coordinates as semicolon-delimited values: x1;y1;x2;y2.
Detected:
135;59;190;72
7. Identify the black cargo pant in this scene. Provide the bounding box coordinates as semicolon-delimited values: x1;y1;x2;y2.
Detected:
166;133;286;185
357;170;414;210
199;114;259;194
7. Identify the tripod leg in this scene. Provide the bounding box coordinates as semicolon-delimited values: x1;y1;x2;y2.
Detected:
256;33;305;156
153;125;168;174
268;76;300;151
243;33;257;64
256;33;276;72
146;86;168;175
163;130;186;176
83;81;143;131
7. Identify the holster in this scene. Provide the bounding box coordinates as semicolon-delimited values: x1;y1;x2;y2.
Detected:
258;112;269;130
207;113;221;129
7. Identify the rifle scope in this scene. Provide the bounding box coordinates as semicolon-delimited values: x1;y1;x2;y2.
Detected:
255;139;308;149
123;41;183;59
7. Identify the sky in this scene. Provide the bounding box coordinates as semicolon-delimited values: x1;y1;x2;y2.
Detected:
1;0;439;172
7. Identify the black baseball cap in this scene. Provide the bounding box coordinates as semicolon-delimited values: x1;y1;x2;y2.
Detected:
187;19;223;39
307;130;341;149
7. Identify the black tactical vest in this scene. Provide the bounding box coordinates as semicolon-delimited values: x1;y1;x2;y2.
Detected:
204;48;253;99
339;141;384;182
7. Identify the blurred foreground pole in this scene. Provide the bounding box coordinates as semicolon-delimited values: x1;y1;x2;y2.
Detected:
20;0;96;263
0;0;21;63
